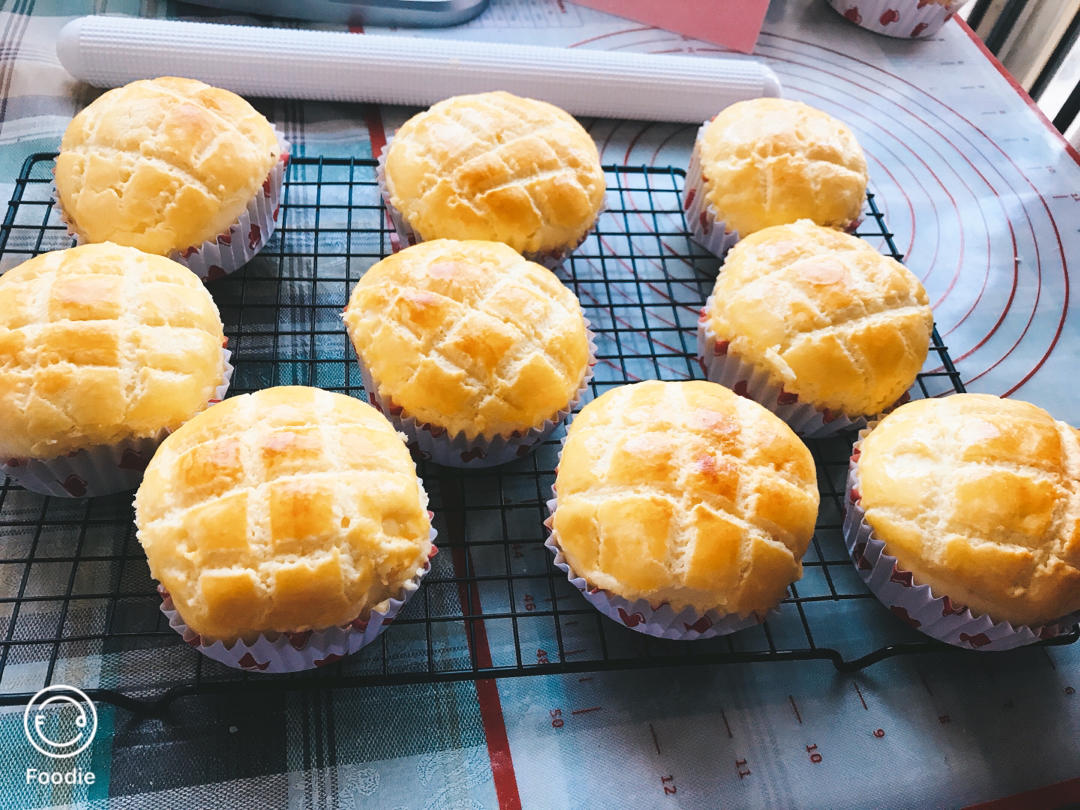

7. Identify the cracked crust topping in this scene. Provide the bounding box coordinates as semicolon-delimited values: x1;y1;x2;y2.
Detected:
698;98;868;236
135;386;432;642
552;381;819;615
0;243;226;458
857;394;1080;626
344;239;590;441
384;91;606;256
705;220;933;417
55;77;280;254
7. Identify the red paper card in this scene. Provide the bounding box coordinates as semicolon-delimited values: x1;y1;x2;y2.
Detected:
570;0;769;54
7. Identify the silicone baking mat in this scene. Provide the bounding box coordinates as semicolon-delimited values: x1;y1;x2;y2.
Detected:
0;153;1071;713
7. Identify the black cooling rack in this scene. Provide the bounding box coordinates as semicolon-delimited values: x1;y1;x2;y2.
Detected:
0;154;1074;714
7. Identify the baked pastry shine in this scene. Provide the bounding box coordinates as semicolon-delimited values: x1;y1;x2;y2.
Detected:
56;77;280;254
0;243;226;459
135;386;432;642
705;220;933;416
857;394;1080;626
553;381;819;615
699;98;868;236
344;239;590;440
384;91;606;256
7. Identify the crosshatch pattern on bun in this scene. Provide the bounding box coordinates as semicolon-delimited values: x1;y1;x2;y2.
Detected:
855;394;1080;626
0;242;227;459
696;97;868;236
552;380;819;616
135;387;433;643
704;220;933;417
383;91;606;256
344;239;591;441
55;76;281;254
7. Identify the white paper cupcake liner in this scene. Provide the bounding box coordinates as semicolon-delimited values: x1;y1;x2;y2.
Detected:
376;139;601;269
1;349;233;498
158;526;438;673
696;305;865;438
351;323;596;469
827;0;962;39
844;426;1080;650
684;125;740;261
544;489;775;640
56;130;290;281
522;234;593;272
375;139;416;252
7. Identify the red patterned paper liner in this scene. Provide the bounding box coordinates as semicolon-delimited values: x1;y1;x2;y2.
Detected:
55;129;290;282
684;127;741;261
844;426;1080;650
1;348;233;498
348;318;597;469
376;138;604;269
156;525;438;673
826;0;963;39
696;304;872;438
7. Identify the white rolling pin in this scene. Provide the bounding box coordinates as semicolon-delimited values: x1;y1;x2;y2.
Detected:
56;16;781;122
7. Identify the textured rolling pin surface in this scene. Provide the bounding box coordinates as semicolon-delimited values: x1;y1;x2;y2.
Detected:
56;16;781;121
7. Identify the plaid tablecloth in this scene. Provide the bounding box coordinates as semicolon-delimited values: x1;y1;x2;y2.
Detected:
2;1;1080;808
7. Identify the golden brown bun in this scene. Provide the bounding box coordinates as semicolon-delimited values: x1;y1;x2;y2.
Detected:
344;239;590;440
56;77;280;254
0;243;226;458
705;220;932;416
384;91;606;255
553;380;818;614
857;394;1080;626
699;98;868;236
135;386;432;642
